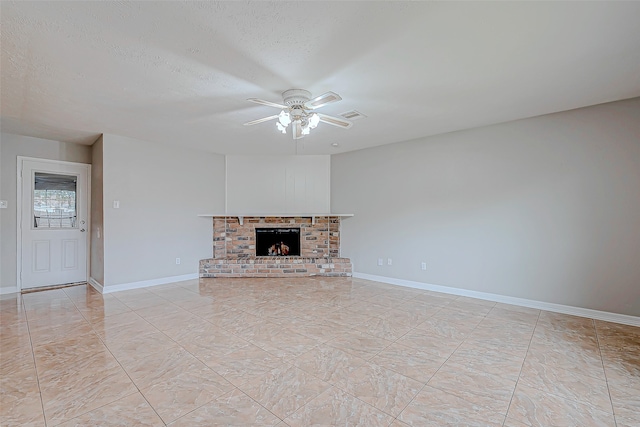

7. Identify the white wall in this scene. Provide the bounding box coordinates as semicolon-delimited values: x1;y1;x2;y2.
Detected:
0;133;92;293
226;155;330;214
101;134;225;288
90;136;104;286
332;98;640;317
0;136;3;291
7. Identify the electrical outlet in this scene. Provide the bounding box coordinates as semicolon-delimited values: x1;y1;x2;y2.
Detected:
387;258;392;266
0;200;7;209
377;258;383;266
421;262;427;270
175;258;181;265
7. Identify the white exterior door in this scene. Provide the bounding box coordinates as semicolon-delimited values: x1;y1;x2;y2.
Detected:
19;158;90;290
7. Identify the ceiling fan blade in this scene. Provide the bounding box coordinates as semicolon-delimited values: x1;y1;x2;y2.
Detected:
305;91;342;110
317;113;353;129
243;115;279;126
293;120;304;139
247;98;287;109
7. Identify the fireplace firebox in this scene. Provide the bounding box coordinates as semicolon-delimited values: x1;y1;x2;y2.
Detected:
255;228;301;256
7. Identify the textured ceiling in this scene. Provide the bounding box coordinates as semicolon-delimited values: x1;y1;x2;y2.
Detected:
2;1;640;155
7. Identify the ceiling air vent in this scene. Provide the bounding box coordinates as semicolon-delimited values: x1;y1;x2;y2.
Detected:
339;110;366;120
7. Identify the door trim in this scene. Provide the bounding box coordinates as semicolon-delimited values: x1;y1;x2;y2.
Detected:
17;156;91;292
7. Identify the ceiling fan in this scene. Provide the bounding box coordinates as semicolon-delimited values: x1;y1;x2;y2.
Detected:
244;89;353;139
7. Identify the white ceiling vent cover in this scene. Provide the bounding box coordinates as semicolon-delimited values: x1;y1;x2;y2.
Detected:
340;110;366;120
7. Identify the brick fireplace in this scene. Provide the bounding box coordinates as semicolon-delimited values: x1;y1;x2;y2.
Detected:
199;215;352;278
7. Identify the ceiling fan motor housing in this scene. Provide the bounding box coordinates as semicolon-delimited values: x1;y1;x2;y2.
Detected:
290;106;306;120
282;89;311;107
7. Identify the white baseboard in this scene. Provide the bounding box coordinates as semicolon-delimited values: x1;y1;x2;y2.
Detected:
101;273;199;294
88;277;104;293
353;272;640;327
0;286;18;295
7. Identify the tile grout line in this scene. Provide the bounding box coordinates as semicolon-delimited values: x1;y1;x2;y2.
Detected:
122;303;250;425
354;294;460;424
381;296;501;425
416;304;515;424
516;315;619;423
6;280;636;426
164;386;285;427
180;296;311;425
280;361;390;425
22;295;49;427
131;295;283;425
502;308;542;426
64;289;169;426
593;319;619;427
186;308;328;425
183;287;422;424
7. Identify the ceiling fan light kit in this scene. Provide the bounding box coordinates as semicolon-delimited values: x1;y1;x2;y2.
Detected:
245;89;354;139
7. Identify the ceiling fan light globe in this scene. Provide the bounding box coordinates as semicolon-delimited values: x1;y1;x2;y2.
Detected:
309;113;320;129
278;110;291;126
276;122;287;134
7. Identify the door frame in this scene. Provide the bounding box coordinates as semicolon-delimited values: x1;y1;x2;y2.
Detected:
16;156;92;291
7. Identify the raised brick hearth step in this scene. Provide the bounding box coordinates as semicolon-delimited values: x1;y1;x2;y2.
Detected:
199;257;352;278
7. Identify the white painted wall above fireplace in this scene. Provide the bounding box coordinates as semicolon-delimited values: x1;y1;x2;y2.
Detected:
225;155;330;214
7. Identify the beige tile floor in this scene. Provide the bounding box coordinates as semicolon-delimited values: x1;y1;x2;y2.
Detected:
1;277;638;426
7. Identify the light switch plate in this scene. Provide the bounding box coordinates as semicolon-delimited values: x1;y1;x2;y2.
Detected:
113;200;120;209
0;200;7;209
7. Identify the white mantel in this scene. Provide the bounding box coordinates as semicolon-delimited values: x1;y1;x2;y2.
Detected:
198;213;353;225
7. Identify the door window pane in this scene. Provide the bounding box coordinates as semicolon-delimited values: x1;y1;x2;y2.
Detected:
33;173;77;229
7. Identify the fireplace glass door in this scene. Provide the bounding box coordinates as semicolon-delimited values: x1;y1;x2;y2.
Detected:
255;228;301;256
